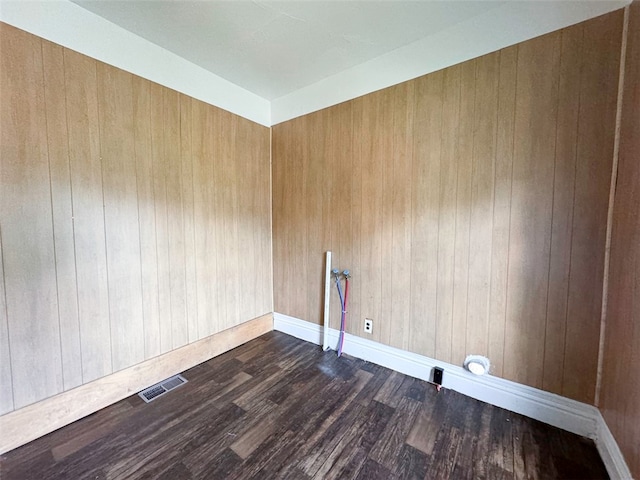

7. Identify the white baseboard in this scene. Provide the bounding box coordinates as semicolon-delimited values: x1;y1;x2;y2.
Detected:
273;312;633;479
595;412;635;479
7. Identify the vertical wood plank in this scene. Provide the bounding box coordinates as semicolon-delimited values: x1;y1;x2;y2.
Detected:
359;92;385;344
411;73;443;358
163;88;188;348
466;52;499;357
379;88;395;346
208;101;223;335
42;40;83;389
132;76;161;359
326;109;340;329
150;83;172;353
600;5;640;475
251;121;271;317
236;117;257;323
180;94;198;343
212;106;229;331
324;112;337;328
350;99;363;338
96;63;144;372
271;121;289;316
312;115;324;327
435;65;462;363
326;109;340;330
327;108;342;331
0;24;62;407
542;24;582;394
488;46;517;377
292;112;318;327
212;108;238;329
332;103;354;334
218;109;237;329
191;99;214;337
229;114;242;327
340;102;356;334
389;83;414;351
260;125;272;314
563;11;622;403
304;111;325;325
451;59;476;365
63;48;112;383
504;32;560;389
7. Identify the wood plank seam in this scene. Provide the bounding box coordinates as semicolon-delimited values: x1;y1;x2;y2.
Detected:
594;4;629;407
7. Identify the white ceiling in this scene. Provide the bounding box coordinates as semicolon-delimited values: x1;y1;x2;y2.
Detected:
1;0;627;124
72;1;505;100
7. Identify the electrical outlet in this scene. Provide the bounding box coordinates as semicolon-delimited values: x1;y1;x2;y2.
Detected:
364;318;373;334
433;367;444;385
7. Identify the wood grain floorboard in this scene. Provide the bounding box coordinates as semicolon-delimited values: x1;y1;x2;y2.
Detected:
0;331;609;479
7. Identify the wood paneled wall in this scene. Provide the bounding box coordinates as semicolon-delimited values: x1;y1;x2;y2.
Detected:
0;23;272;415
272;11;624;403
600;3;640;477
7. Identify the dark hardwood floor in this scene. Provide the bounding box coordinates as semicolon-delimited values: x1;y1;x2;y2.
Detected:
0;332;608;479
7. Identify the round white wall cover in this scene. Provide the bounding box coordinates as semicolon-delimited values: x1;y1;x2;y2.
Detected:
464;355;491;376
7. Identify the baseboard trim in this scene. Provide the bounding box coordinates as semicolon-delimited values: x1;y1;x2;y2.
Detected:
595;411;635;479
0;313;273;455
273;312;633;479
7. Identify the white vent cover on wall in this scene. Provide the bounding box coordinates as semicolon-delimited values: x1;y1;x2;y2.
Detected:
138;374;188;403
464;355;491;376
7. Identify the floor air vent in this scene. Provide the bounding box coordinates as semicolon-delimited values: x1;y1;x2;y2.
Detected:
138;374;188;403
